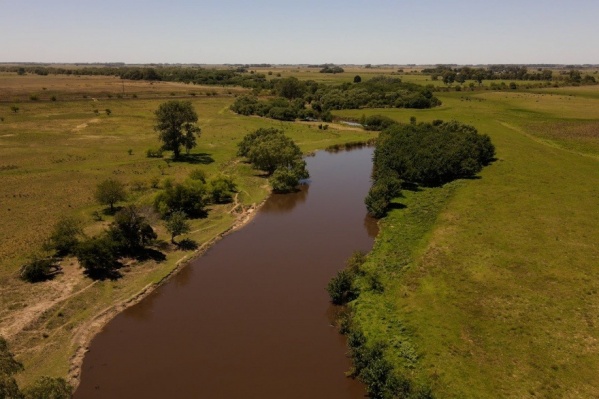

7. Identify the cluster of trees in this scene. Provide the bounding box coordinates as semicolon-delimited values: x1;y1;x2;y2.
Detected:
424;65;596;86
0;336;72;398
238;128;309;192
319;65;344;74
366;120;495;217
231;76;441;122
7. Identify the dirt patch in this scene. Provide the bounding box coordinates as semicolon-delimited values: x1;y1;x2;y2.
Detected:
71;118;100;132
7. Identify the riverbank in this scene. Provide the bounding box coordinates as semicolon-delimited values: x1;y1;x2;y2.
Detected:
67;198;266;388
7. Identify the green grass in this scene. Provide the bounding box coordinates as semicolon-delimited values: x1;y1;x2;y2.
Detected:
0;74;376;387
338;88;599;397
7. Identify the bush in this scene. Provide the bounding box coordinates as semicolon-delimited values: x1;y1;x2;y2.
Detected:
20;257;58;283
76;235;121;279
44;216;84;256
209;176;237;203
22;377;72;399
326;269;359;305
154;181;208;218
364;115;398;131
107;206;157;255
188;168;207;182
146;148;164;158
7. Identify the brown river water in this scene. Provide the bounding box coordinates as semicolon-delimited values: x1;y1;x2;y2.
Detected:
75;147;377;398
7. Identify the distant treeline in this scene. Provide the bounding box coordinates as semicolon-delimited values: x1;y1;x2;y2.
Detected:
0;65;272;88
423;65;596;85
230;76;441;122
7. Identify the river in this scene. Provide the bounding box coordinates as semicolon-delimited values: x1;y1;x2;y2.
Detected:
75;147;377;398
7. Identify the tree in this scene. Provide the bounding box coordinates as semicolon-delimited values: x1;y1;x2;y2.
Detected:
165;211;190;244
154;100;201;159
95;179;126;212
246;133;303;175
0;335;24;399
353;75;362;83
44;216;84;256
10;106;19;114
108;206;157;255
276;77;306;99
76;235;121;279
154;180;208;218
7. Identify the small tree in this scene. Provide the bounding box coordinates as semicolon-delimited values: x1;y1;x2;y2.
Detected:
76;235;120;279
105;108;112;116
44;216;84;256
20;256;59;283
108;206;157;255
354;75;362;83
95;179;126;212
10;105;19;114
154;100;201;159
165;211;190;244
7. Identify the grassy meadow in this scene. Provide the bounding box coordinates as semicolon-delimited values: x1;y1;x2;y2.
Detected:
1;68;599;397
335;88;599;397
0;73;375;387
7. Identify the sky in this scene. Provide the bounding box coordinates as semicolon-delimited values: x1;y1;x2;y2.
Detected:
1;0;598;65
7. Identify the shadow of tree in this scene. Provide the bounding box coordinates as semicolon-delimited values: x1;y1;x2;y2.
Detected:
177;238;199;251
174;153;214;165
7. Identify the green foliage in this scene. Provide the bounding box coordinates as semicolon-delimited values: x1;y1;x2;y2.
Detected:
276;77;306;99
44;216;84;256
0;337;23;376
0;374;23;399
154;180;208;218
239;128;309;192
105;108;111;116
19;257;58;283
269;161;309;193
209;176;237;203
320;65;344;74
95;178;126;212
188;168;207;182
146;148;164;158
365;174;402;218
364;115;398;131
354;75;362;83
326;269;359;305
154;100;201;159
75;235;121;279
107;206;157;255
373;121;495;187
22;377;72;399
165;211;190;244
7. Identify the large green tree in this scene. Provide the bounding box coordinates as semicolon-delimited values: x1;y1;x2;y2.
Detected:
154;100;201;159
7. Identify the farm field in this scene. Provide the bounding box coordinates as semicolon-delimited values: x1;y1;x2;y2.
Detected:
335;87;599;397
0;73;375;387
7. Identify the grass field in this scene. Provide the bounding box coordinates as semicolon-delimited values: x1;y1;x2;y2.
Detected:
335;88;599;397
2;69;599;396
0;73;376;387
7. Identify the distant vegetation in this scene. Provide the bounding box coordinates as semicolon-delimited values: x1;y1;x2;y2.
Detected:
231;76;441;122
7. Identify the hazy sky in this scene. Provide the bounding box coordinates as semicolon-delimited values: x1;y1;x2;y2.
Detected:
1;0;597;64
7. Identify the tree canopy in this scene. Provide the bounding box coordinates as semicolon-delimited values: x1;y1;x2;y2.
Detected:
238;128;309;192
366;120;495;217
95;178;126;212
154;100;201;159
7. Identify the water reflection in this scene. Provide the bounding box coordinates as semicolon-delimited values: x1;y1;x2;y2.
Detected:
261;183;310;214
364;214;379;238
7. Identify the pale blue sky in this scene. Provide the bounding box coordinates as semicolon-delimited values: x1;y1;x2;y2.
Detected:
1;0;597;64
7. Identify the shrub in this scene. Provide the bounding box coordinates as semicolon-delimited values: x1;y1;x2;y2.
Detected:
209;176;237;203
22;377;72;399
44;216;84;256
326;269;359;305
146;148;164;158
364;115;397;131
20;257;58;283
154;181;208;218
76;235;121;279
188;168;207;182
